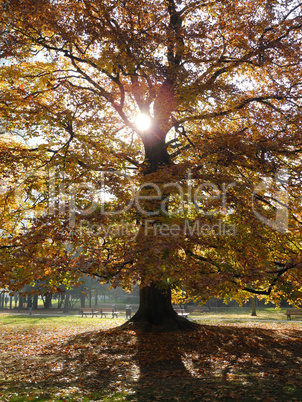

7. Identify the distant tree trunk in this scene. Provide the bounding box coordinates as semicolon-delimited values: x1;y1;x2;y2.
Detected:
88;289;92;308
33;294;38;310
18;295;23;310
251;296;257;316
57;294;63;309
44;293;52;309
80;292;86;308
63;290;70;313
94;291;98;307
14;294;18;308
28;295;32;315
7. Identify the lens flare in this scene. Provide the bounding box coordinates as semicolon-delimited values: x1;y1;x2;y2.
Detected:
135;113;151;131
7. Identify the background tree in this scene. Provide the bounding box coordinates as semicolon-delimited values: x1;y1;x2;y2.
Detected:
0;0;302;330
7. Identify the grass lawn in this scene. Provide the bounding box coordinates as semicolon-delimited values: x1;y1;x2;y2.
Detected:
0;311;301;401
191;306;294;322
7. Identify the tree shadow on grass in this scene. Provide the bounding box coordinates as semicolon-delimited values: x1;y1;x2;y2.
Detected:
131;328;200;401
126;324;302;401
1;324;302;401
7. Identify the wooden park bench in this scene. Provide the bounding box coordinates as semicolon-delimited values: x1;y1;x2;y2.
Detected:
285;309;302;320
174;308;189;317
81;308;99;317
100;307;119;318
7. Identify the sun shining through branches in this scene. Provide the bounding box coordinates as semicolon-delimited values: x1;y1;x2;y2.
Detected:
0;0;302;330
134;113;151;132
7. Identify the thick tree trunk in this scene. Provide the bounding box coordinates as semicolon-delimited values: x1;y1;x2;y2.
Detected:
143;138;170;173
124;283;196;332
122;133;198;331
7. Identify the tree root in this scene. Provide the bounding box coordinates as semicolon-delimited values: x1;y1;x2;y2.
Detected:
119;315;200;332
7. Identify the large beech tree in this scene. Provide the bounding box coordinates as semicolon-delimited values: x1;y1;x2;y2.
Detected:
1;0;302;330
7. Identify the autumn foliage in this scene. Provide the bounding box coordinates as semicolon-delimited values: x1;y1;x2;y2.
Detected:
0;1;302;327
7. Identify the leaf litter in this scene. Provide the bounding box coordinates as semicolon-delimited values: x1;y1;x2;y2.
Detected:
0;317;301;401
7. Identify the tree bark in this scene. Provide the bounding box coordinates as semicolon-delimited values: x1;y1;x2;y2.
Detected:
18;295;23;310
143;137;170;173
88;289;92;308
251;296;257;316
33;294;38;310
127;283;196;331
80;292;85;308
122;135;197;331
44;293;52;309
63;290;70;313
